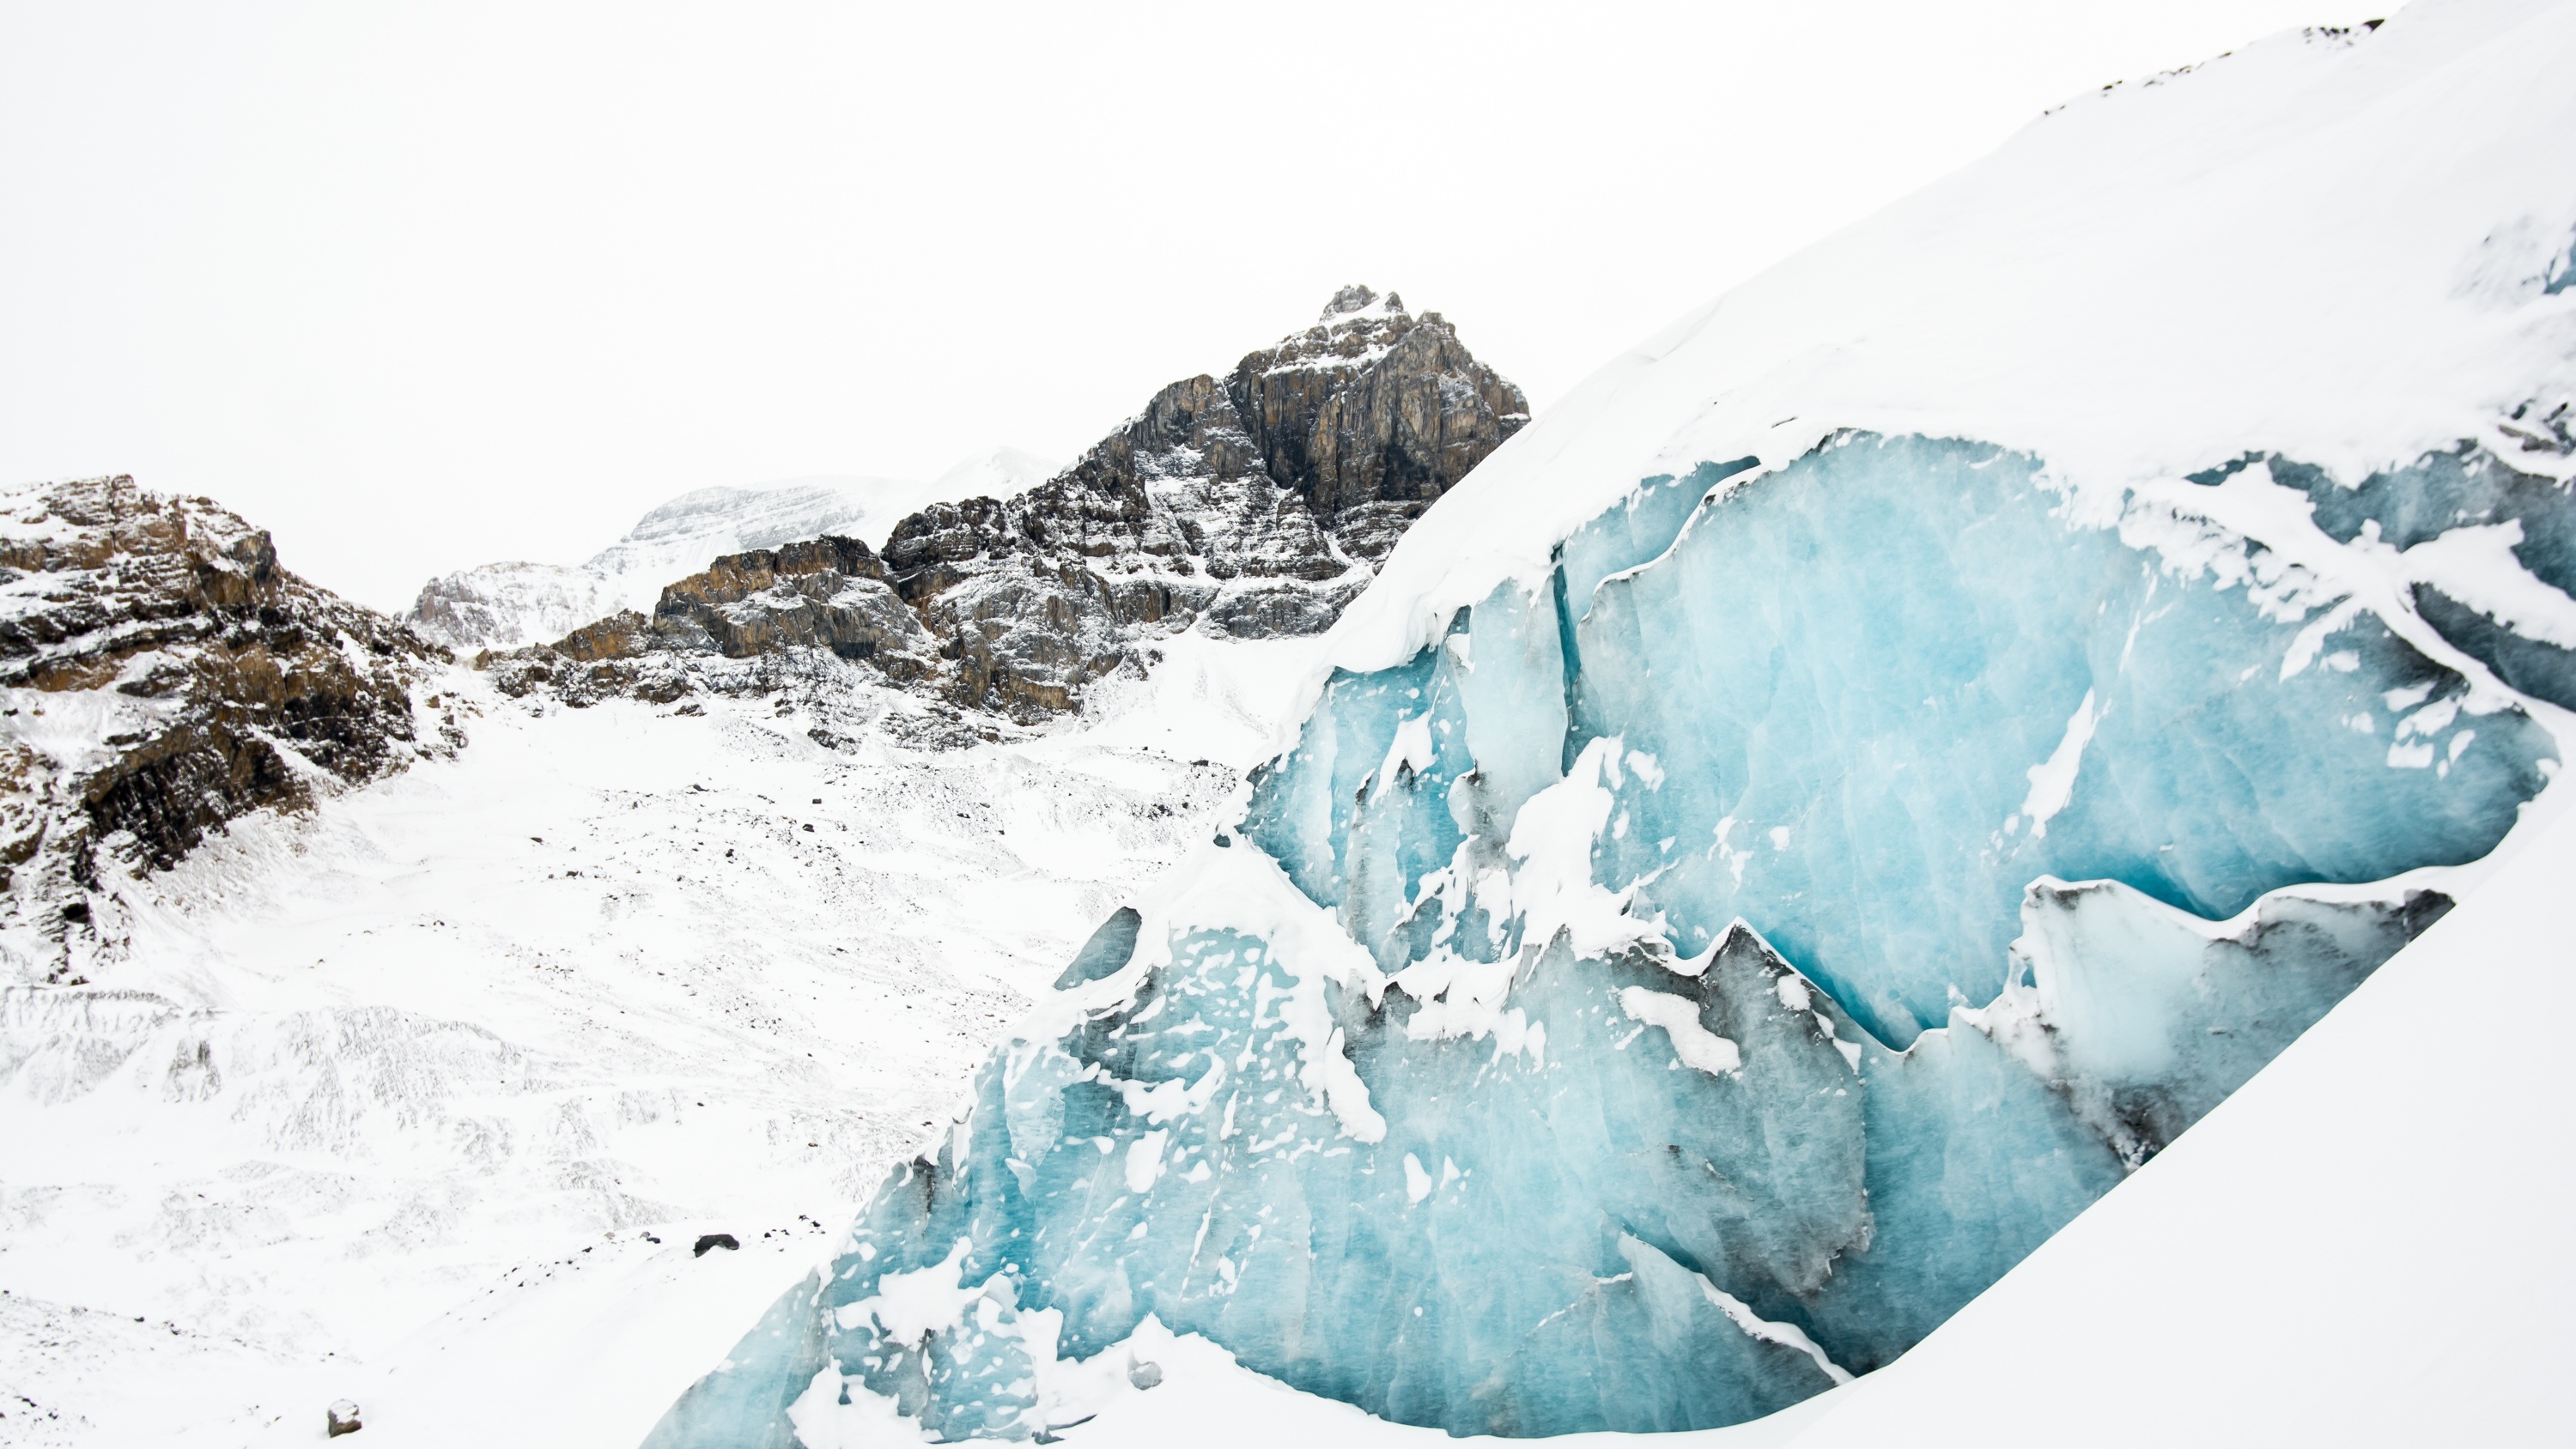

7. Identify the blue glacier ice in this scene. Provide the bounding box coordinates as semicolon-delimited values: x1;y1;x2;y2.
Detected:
2198;440;2576;711
646;431;2561;1445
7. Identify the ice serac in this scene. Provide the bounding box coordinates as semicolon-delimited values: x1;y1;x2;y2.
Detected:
649;5;2576;1442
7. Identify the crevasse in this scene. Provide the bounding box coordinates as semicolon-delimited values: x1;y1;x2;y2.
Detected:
644;432;2561;1444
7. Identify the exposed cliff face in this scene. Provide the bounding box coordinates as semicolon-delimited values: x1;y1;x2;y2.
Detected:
0;476;456;980
1230;284;1534;561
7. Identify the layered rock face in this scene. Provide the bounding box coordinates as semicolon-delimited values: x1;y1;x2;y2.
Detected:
0;476;455;979
496;288;1528;722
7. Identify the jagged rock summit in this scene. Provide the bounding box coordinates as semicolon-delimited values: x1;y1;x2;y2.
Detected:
0;476;457;979
494;288;1528;721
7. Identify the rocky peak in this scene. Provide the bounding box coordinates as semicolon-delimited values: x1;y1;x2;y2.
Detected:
1230;292;1528;561
1320;283;1399;319
872;286;1528;713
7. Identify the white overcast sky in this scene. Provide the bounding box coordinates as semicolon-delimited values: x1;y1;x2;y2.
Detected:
0;1;2386;610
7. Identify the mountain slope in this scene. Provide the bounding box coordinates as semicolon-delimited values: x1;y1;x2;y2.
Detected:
0;628;1325;1448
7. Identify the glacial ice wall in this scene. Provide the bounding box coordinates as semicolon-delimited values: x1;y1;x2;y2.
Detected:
647;431;2562;1445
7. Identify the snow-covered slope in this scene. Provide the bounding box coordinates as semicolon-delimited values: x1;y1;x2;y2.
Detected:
648;3;2576;1442
0;634;1321;1446
404;559;626;656
410;451;1055;652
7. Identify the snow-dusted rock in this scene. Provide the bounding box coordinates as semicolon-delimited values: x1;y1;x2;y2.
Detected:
1230;284;1534;562
408;452;1057;653
883;288;1527;718
0;476;453;982
484;288;1528;722
410;560;620;655
482;537;955;737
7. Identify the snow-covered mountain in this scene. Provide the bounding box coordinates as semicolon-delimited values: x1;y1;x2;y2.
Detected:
647;3;2576;1443
0;297;1514;1442
409;449;1057;652
405;559;624;656
489;288;1529;721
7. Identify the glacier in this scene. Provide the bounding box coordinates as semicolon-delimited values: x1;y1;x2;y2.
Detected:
646;3;2576;1441
642;429;2556;1444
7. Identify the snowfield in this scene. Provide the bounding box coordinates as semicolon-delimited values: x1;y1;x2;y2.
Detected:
0;632;1318;1446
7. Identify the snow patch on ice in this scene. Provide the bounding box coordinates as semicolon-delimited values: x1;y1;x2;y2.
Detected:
2019;690;2101;837
1615;986;1741;1076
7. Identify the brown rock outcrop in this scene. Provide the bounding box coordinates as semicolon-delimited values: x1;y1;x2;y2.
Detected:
482;535;940;707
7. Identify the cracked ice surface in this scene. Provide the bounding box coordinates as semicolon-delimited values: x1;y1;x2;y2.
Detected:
645;428;2558;1441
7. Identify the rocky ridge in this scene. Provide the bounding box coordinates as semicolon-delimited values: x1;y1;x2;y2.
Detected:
0;476;458;980
493;287;1528;720
410;449;1058;652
